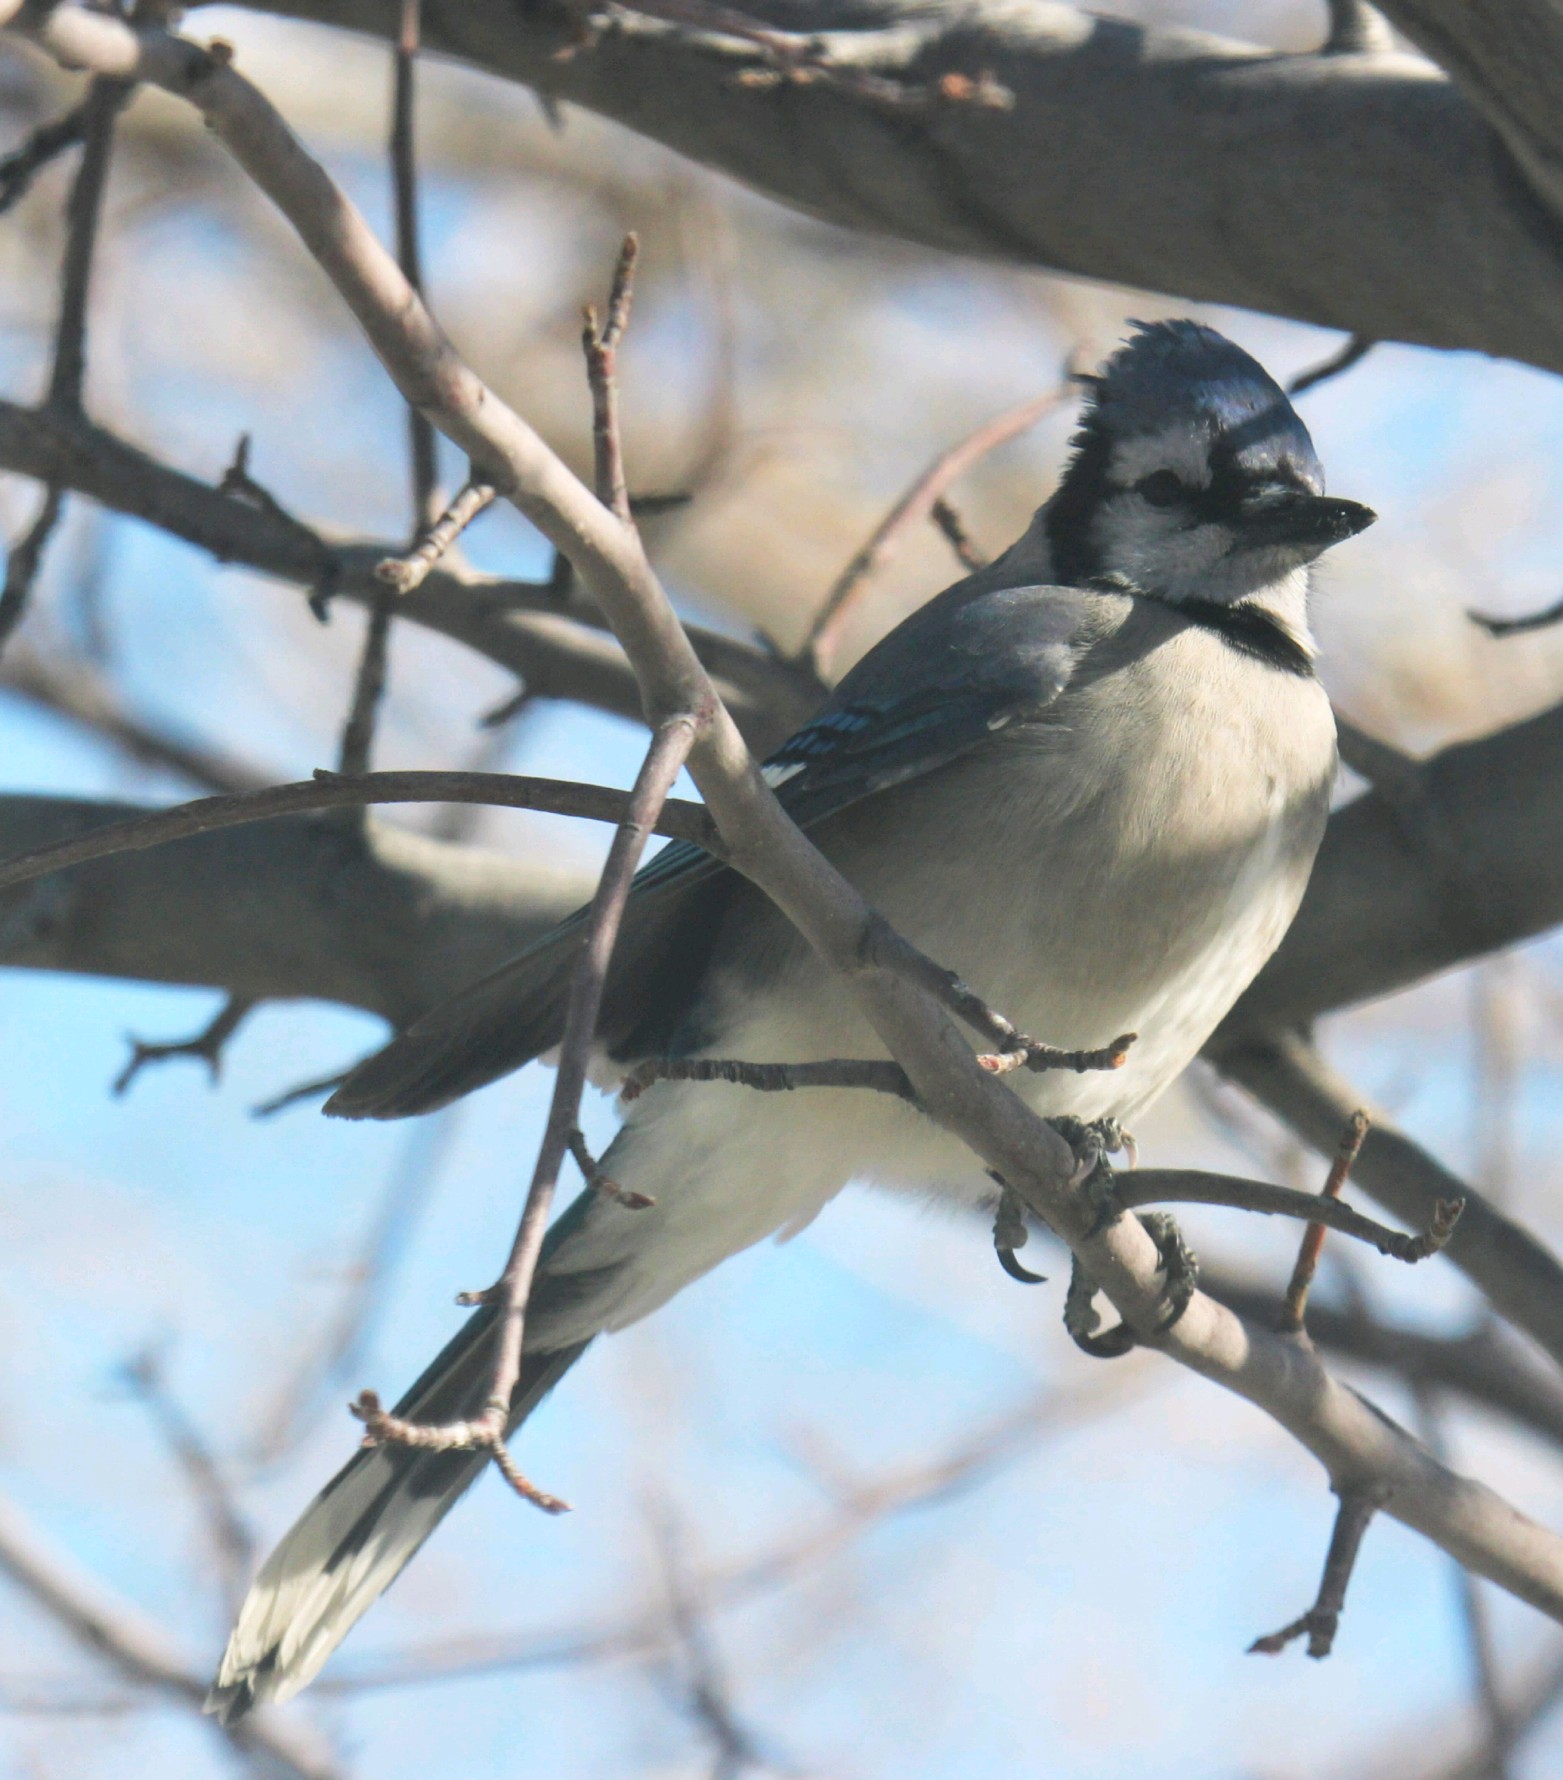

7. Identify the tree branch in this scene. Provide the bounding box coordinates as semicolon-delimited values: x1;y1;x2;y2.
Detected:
0;1490;342;1780
0;400;821;750
223;0;1563;374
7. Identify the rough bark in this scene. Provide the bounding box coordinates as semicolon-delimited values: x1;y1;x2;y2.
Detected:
216;0;1563;373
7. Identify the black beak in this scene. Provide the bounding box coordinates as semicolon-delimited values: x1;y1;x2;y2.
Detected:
1238;490;1376;551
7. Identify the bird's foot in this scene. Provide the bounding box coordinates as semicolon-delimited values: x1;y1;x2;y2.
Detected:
1062;1206;1199;1360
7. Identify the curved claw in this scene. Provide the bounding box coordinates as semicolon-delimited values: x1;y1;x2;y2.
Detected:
997;1245;1047;1285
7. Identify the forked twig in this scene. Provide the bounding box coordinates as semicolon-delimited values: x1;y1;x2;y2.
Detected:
582;234;640;522
1250;1488;1382;1658
375;476;497;593
113;994;255;1097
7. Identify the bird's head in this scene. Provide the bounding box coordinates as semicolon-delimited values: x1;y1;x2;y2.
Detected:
1045;321;1375;625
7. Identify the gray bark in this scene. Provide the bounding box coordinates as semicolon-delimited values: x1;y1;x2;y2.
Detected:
0;794;589;1021
223;0;1563;372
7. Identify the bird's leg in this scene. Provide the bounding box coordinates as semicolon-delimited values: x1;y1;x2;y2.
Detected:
1051;1118;1197;1356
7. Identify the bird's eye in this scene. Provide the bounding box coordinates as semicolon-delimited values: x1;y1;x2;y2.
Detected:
1135;470;1187;508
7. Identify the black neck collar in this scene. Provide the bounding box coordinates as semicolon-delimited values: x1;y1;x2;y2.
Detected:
1172;597;1316;677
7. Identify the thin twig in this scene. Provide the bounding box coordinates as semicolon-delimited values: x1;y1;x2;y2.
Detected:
654;1509;772;1780
113;993;254;1096
0;766;717;896
254;1112;460;1463
1415;1385;1514;1778
119;1349;255;1618
315;1369;1154;1694
251;1067;348;1119
337;1;433;776
0;79;123;656
48;77;127;415
1278;1111;1371;1333
390;0;438;534
613;0;1013;114
0;96;90;216
0;1490;341;1779
583;234;640;522
0;485;63;657
1;642;269;792
353;714;699;1508
1250;1488;1381;1658
1468;591;1563;638
929;495;987;571
978;1032;1135;1077
623;1054;915;1101
1121;1167;1461;1265
804;380;1071;673
375;475;496;592
1288;334;1375;395
567;1127;655;1208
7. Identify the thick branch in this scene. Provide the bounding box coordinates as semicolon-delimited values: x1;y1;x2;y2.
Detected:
1215;704;1563;1047
229;0;1563;374
0;791;593;1021
0;401;820;750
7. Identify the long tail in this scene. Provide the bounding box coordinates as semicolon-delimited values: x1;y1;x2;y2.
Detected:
206;1199;602;1723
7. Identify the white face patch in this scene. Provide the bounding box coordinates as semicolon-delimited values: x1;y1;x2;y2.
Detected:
1090;493;1318;633
1108;426;1214;490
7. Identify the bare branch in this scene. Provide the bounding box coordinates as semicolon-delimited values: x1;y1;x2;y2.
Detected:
0;1490;342;1780
230;0;1563;374
0;766;716;896
1250;1487;1381;1659
119;1348;255;1617
0;643;270;792
0;486;63;657
375;475;496;593
805;380;1070;674
1288;334;1375;396
1468;591;1563;638
623;1053;915;1101
567;1126;656;1209
1277;1110;1372;1333
1217;1033;1563;1376
252;1113;459;1459
48;75;125;415
0;399;819;748
1118;1166;1460;1266
112;992;255;1096
582;232;640;523
356;715;698;1505
0;94;89;215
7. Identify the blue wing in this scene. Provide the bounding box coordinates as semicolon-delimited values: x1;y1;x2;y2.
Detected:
326;580;1096;1117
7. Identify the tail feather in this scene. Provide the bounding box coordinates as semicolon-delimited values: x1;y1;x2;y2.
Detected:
207;1203;606;1723
325;870;736;1122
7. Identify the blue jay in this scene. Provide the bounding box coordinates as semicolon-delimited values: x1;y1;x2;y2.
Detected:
209;321;1373;1718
